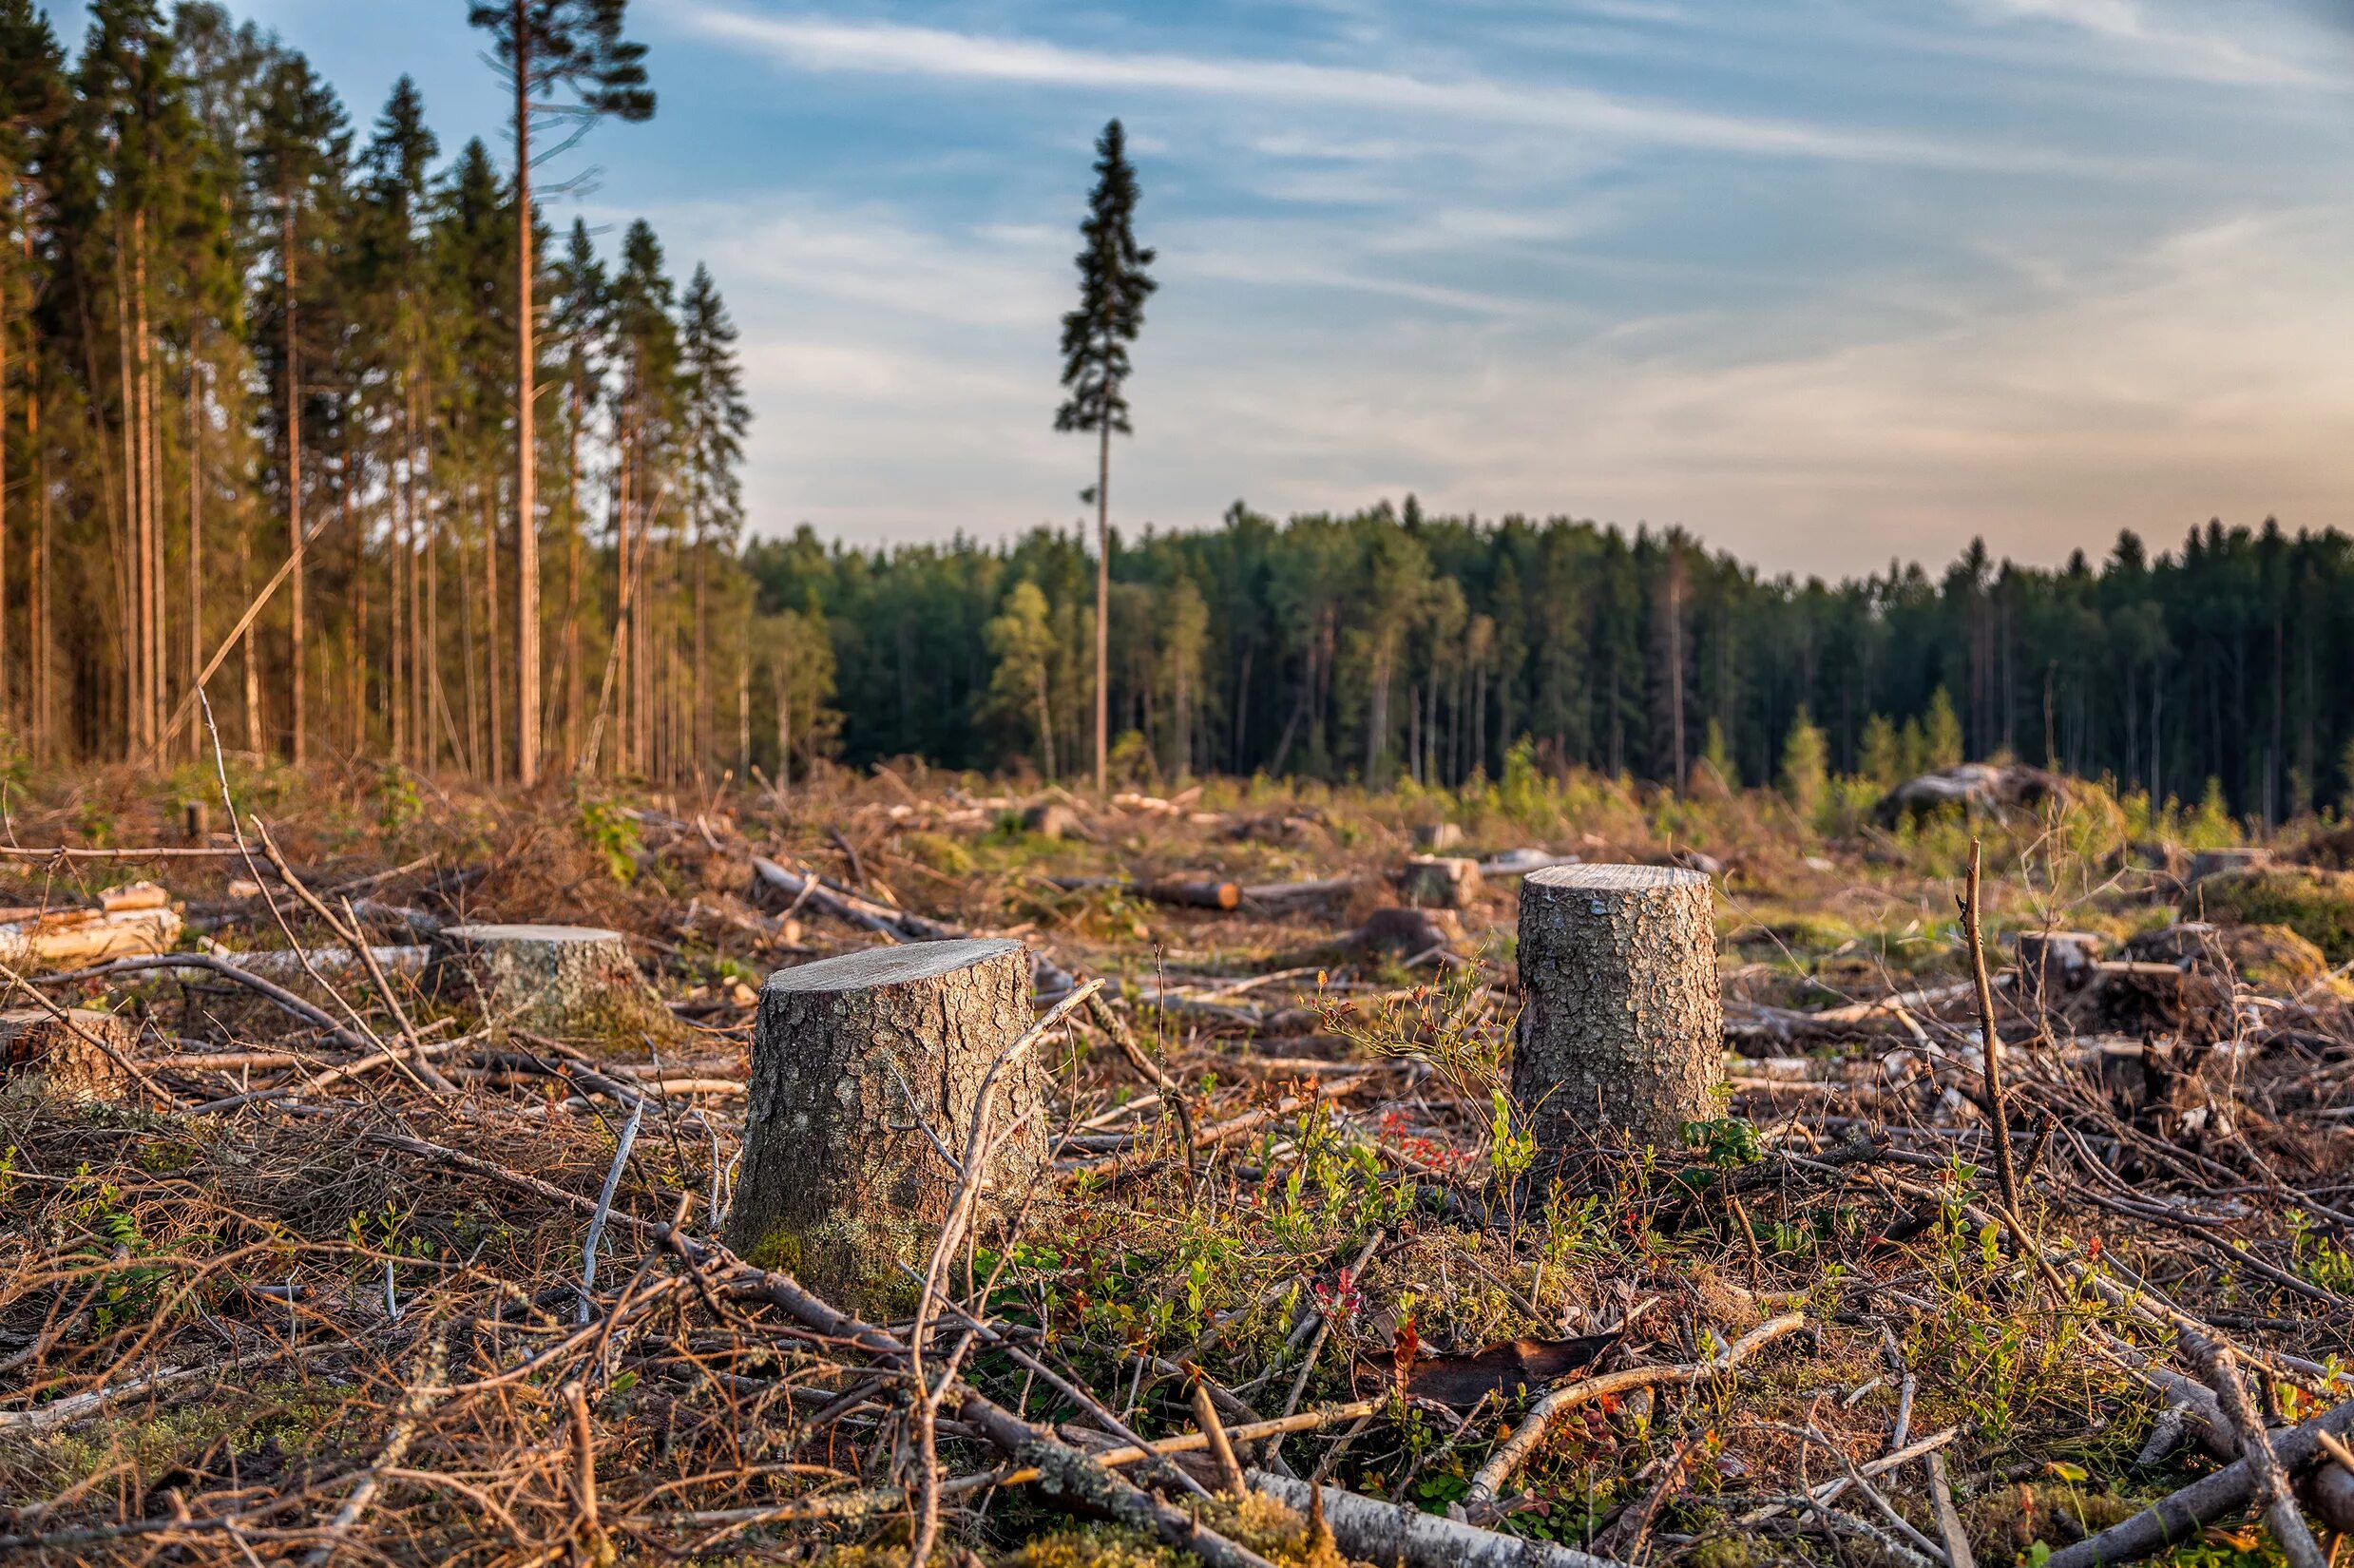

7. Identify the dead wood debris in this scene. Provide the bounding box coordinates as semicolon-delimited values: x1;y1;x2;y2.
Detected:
3;773;2354;1566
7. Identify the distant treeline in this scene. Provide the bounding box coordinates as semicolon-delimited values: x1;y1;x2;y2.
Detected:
745;503;2354;821
0;0;811;787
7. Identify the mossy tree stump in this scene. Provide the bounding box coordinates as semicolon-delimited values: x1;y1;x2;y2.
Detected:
1400;855;1483;909
727;938;1045;1313
1511;864;1722;1157
427;924;681;1048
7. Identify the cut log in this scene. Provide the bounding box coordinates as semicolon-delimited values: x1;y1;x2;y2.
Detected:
727;938;1044;1313
0;905;183;969
426;924;680;1048
1046;874;1241;910
1875;762;2065;822
1478;847;1580;878
1;1007;136;1101
1512;864;1723;1155
1413;821;1465;851
1399;855;1483;909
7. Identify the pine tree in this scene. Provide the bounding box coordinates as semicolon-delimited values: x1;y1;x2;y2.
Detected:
984;580;1057;778
1780;705;1828;819
1858;712;1901;785
0;0;65;748
1055;117;1155;797
679;262;747;778
468;0;653;788
1923;684;1963;768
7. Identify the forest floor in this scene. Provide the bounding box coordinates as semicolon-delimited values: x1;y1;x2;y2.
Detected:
5;755;2354;1567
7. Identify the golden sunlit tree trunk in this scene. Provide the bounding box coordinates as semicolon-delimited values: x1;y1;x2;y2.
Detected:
283;199;304;765
511;0;540;787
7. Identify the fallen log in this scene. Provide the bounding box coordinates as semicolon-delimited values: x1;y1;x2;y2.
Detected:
1047;874;1242;911
0;905;183;969
1249;1471;1632;1568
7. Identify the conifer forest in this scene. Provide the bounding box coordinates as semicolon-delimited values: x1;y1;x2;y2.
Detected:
6;5;2354;1568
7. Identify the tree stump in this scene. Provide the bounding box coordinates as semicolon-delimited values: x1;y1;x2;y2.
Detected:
1511;864;1722;1155
727;937;1044;1313
2013;930;2106;998
1;1008;135;1102
1400;855;1483;909
426;924;681;1048
1414;821;1465;851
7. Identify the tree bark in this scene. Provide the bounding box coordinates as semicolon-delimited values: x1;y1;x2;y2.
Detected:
727;937;1045;1315
427;922;680;1048
283;197;304;765
513;0;540;788
1095;419;1109;795
1511;863;1722;1155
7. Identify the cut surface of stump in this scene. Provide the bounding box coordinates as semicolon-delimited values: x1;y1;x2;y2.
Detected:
1;1008;135;1102
727;937;1043;1313
1511;863;1722;1156
427;923;680;1048
1400;855;1483;909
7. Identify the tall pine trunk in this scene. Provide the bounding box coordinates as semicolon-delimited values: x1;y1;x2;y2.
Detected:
283;198;304;764
512;1;541;786
1094;418;1108;794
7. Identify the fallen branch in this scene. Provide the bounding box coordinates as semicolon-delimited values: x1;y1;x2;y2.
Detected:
1464;1313;1809;1508
1250;1470;1633;1568
2045;1394;2354;1568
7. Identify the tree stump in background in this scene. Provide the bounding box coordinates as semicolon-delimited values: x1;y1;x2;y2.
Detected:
1;1008;135;1102
1512;864;1722;1156
2013;929;2106;999
727;937;1043;1313
1400;855;1483;909
427;924;680;1048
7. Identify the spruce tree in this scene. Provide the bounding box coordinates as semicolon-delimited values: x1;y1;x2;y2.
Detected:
679;263;747;775
468;0;653;788
1055;117;1154;795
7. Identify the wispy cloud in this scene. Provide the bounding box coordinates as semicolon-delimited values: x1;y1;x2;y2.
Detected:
1948;0;2335;86
671;5;2146;175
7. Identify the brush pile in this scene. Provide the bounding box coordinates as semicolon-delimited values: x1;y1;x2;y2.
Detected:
4;761;2354;1566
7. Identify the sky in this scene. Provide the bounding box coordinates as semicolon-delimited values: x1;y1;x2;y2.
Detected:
105;0;2354;576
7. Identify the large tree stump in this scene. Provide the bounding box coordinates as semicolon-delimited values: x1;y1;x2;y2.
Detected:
727;937;1045;1313
1;1008;135;1102
1511;864;1723;1155
427;924;681;1048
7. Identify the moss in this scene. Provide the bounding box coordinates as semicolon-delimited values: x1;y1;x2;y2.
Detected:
1688;1538;1759;1568
2218;923;2333;992
2192;868;2354;962
902;832;977;875
737;1213;923;1319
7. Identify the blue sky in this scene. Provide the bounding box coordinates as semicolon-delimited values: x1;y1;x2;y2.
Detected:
133;1;2354;573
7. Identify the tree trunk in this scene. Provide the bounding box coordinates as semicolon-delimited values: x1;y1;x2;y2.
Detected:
283;199;304;765
513;0;540;787
1511;863;1722;1155
1095;418;1109;795
727;937;1045;1315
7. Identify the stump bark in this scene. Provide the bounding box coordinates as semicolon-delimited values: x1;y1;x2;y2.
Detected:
1511;864;1722;1155
1400;855;1483;909
1;1008;135;1101
426;923;680;1048
727;937;1044;1313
